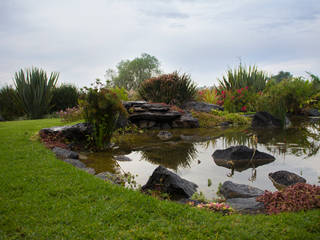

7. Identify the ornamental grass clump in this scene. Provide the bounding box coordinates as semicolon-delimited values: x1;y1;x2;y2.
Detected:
256;183;320;215
14;67;59;119
79;80;127;150
138;71;197;107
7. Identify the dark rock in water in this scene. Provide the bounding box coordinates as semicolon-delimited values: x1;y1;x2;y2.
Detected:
63;158;86;168
307;108;320;117
268;170;306;190
95;171;123;185
182;101;224;112
39;123;92;142
142;165;198;199
251;111;282;128
113;155;132;162
212;146;275;171
226;197;264;214
52;147;79;159
157;131;173;140
220;181;264;199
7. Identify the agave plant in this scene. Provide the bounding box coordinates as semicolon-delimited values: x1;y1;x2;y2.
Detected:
14;67;59;119
218;63;268;93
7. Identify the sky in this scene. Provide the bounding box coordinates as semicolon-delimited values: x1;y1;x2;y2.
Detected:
1;0;320;88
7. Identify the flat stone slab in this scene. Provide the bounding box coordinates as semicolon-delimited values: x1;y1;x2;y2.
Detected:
182;101;223;112
52;147;79;159
220;181;264;199
226;197;264;214
268;170;306;190
129;111;182;121
63;158;86;168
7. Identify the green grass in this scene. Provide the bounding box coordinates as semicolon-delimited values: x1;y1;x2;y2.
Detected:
0;119;319;239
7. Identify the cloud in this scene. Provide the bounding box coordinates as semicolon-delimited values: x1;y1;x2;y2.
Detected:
0;0;319;88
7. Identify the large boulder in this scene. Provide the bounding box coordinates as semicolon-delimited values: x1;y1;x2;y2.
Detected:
212;146;275;171
39;123;92;142
251;112;282;128
142;165;198;199
226;197;264;214
268;170;306;190
63;158;86;168
172;113;199;128
182;101;223;112
219;181;264;199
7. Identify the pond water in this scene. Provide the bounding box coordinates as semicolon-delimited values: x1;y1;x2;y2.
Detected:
82;117;320;200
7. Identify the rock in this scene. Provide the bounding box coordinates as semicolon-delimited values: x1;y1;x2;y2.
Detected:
52;147;79;159
219;181;264;199
308;108;320;117
129;111;182;122
212;146;275;171
157;131;173;140
142;165;198;199
172;113;199;128
63;158;86;168
182;101;224;112
113;155;132;162
226;197;264;214
268;170;306;190
39;123;92;142
95;171;123;185
251;112;282;128
81;167;96;175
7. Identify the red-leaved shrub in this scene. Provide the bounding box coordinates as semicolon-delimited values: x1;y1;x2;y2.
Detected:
256;183;320;214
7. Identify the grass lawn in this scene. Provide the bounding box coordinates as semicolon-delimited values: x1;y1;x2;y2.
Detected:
0;119;319;239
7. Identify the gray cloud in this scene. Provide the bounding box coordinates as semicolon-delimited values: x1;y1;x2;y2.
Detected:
0;0;319;88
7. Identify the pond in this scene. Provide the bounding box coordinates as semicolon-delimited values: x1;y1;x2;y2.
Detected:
82;117;320;200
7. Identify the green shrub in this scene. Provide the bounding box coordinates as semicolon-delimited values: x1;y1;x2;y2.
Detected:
0;86;24;120
109;86;128;101
220;87;257;113
79;82;127;150
257;77;314;122
51;84;79;112
218;63;268;93
138;71;197;106
14;67;59;119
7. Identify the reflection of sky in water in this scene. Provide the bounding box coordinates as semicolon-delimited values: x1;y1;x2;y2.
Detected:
86;118;320;200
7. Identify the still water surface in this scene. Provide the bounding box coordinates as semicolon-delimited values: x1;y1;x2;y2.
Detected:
83;117;320;199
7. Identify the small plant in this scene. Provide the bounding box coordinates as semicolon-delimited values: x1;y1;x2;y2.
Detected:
109;86;128;101
188;201;233;215
191;191;208;202
138;71;197;107
196;88;218;104
207;178;212;187
57;106;83;123
79;79;127;150
256;183;320;214
14;67;59;119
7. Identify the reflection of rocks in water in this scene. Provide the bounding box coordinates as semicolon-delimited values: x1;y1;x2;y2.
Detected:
212;145;275;172
139;141;198;171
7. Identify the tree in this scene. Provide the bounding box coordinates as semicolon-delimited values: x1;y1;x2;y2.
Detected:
105;53;161;90
271;71;293;83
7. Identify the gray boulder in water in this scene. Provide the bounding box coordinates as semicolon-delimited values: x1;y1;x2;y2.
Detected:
142;165;198;199
268;170;306;190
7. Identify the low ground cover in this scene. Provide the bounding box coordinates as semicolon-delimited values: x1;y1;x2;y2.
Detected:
0;119;319;239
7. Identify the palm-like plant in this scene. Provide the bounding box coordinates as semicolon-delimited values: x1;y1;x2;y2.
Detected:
14;67;59;119
218;63;268;93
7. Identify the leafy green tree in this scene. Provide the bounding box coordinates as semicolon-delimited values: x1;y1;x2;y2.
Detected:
106;53;161;90
271;71;293;83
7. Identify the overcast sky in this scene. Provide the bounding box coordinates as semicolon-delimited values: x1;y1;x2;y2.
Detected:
1;0;319;88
